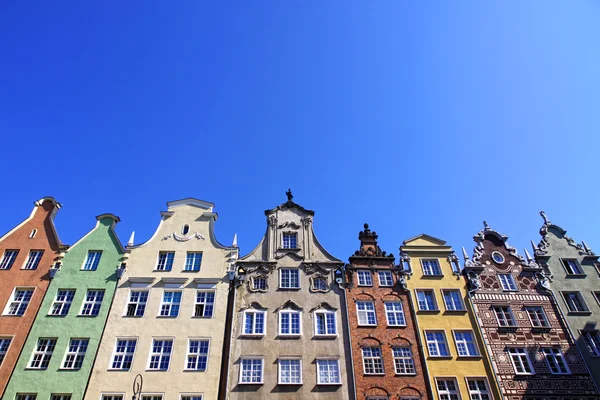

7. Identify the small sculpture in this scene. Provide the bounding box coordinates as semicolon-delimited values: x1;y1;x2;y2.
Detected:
467;271;481;291
540;210;551;225
286;188;293;202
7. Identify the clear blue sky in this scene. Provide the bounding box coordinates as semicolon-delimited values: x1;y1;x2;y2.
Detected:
1;2;599;261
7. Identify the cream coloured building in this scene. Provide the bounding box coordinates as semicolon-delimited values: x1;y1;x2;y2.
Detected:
85;198;237;400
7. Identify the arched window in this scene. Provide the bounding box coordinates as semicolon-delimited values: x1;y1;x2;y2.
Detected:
182;224;190;235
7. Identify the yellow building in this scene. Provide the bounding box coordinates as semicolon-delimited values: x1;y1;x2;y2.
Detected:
401;234;501;400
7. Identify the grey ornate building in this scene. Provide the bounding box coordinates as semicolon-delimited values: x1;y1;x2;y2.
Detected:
534;211;600;390
223;192;353;399
463;222;597;400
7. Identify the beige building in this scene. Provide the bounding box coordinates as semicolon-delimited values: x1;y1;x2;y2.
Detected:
224;193;353;400
85;198;238;400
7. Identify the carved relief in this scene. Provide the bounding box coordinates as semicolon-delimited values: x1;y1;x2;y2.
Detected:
162;232;206;241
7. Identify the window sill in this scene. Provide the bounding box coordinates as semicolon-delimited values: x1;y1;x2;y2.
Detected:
145;369;170;372
313;334;338;339
77;315;99;318
364;373;386;376
192;315;214;319
501;290;519;292
79;269;97;271
277;382;303;385
357;285;374;288
1;315;24;317
457;355;482;359
443;309;467;314
153;270;172;272
421;274;444;278
47;314;67;317
278;287;301;290
317;382;342;386
386;324;407;328
357;324;378;327
238;382;264;385
395;373;417;376
184;369;207;372
565;273;587;278
427;356;452;359
123;315;144;318
278;334;302;338
241;334;265;337
417;310;440;314
181;270;201;273
156;316;179;318
108;368;130;371
59;368;81;371
568;311;592;316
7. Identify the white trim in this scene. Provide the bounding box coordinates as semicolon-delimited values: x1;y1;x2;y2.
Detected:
316;358;341;385
108;337;138;370
242;310;267;336
356;301;377;326
60;338;89;370
279;268;300;289
542;347;570;375
313;310;337;336
435;377;462;400
357;270;373;286
193;290;216;318
0;335;14;367
441;289;466;311
146;337;174;371
238;357;264;384
3;287;35;316
99;393;126;400
384;302;406;327
184;337;211;371
415;288;438;311
421;258;443;276
507;347;535;375
277;358;303;385
278;310;302;336
451;330;480;357
424;330;450;357
158;290;182;318
361;346;384;375
498;273;518;291
179;394;204;400
464;377;491;400
524;306;549;328
377;270;394;287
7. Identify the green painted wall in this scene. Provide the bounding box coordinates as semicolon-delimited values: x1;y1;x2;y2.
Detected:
3;215;124;400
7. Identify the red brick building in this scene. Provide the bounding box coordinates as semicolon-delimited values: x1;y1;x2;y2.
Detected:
0;197;66;397
345;224;430;400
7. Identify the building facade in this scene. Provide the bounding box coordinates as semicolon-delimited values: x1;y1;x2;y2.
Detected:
0;197;66;398
3;213;125;400
534;211;600;389
463;222;598;400
345;225;430;400
401;234;501;400
84;198;237;400
225;194;351;400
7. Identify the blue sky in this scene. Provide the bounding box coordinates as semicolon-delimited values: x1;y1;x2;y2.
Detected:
1;2;599;261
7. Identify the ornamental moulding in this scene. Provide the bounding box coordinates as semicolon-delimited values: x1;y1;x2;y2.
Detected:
162;232;206;241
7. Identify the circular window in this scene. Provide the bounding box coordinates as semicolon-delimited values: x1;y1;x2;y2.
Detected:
182;224;190;235
492;251;505;264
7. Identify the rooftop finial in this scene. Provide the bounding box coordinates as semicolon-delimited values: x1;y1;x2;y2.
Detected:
286;188;293;202
462;246;470;261
128;231;135;246
232;233;238;247
530;240;538;253
364;223;370;231
524;247;533;262
483;221;490;230
540;210;551;225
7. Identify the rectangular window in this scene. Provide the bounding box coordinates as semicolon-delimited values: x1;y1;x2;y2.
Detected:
16;395;37;400
239;358;264;384
0;250;18;270
126;290;148;317
385;302;406;326
62;338;88;369
436;378;460;400
498;274;517;291
82;251;102;270
244;311;266;335
148;339;173;370
194;291;215;318
362;347;384;374
426;331;449;357
186;339;209;371
24;250;44;270
454;331;479;357
50;395;72;400
111;339;137;370
378;271;394;286
525;307;550;328
416;289;438;311
442;290;465;311
141;396;162;400
358;270;373;286
467;379;490;400
253;277;267;290
562;259;584;275
562;292;589;312
80;290;104;316
316;359;341;384
493;306;516;327
3;288;34;316
356;301;377;326
49;290;76;316
0;337;11;366
542;348;570;374
282;234;297;249
278;359;302;384
280;269;300;289
159;291;181;317
28;338;57;369
583;331;600;356
101;396;124;400
156;252;174;271
508;348;535;374
314;311;337;335
180;396;203;400
422;259;442;275
185;252;202;271
279;311;301;335
392;347;415;374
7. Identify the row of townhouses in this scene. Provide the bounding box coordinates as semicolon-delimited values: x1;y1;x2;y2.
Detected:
0;194;599;400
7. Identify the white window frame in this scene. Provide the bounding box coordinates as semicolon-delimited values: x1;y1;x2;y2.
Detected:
16;395;38;400
416;289;438;311
378;270;394;287
384;302;406;326
312;276;328;291
0;337;12;367
155;251;175;271
50;395;72;400
3;287;34;316
279;310;302;336
0;249;19;270
243;310;267;336
493;306;516;327
252;276;267;291
453;330;480;357
282;233;298;249
357;270;373;286
140;394;163;400
100;394;125;400
314;310;337;336
436;378;461;400
158;290;182;317
79;289;104;316
61;338;89;370
525;306;550;328
508;348;535;375
278;358;302;385
109;338;137;370
562;291;589;312
356;301;377;326
361;347;384;375
23;250;44;270
466;378;491;400
49;289;76;316
125;290;148;317
562;258;584;275
147;338;173;371
316;358;341;385
194;291;215;318
421;259;442;276
498;274;518;291
185;338;210;371
442;289;465;311
582;330;600;357
542;348;570;375
392;347;416;375
239;357;264;384
425;331;450;357
82;250;102;270
28;338;57;369
184;252;203;271
180;394;203;400
279;268;300;289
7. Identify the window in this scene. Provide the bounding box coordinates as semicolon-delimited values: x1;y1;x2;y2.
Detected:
49;290;75;316
182;224;190;235
312;277;327;291
181;396;202;400
422;259;442;275
491;251;505;264
185;252;202;271
385;302;406;326
454;331;479;357
498;274;517;291
508;348;535;374
252;277;267;291
243;310;266;335
314;311;337;335
0;250;18;270
356;301;377;325
156;252;174;271
594;291;600;305
392;347;415;375
0;337;11;366
28;338;57;369
426;331;449;357
467;379;490;400
3;288;34;316
357;270;373;286
126;290;148;317
279;310;301;335
23;250;43;270
378;271;394;286
239;358;264;384
141;396;162;400
436;378;460;400
62;338;88;369
282;233;297;249
416;289;438;311
101;396;124;400
82;251;102;270
362;347;384;374
542;348;570;374
159;291;181;317
111;339;137;370
525;307;550;328
194;291;215;318
29;229;37;238
80;290;104;316
316;359;341;384
442;290;465;311
493;306;516;327
278;359;302;384
50;395;71;400
186;339;209;371
148;339;172;370
583;331;600;356
562;292;589;312
562;259;584;275
280;268;300;289
16;395;37;400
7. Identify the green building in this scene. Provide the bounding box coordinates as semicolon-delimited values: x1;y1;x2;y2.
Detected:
3;214;125;400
